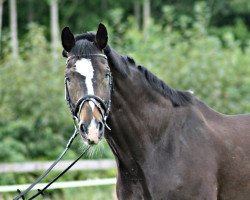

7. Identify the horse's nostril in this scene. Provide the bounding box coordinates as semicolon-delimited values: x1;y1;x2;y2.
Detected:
80;123;88;133
87;139;95;145
98;122;104;133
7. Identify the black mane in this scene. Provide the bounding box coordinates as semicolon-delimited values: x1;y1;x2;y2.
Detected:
64;32;193;106
138;65;193;106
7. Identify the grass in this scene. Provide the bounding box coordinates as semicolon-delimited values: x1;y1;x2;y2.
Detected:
53;185;116;200
0;185;116;200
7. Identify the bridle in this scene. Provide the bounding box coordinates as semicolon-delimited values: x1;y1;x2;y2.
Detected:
14;53;112;200
64;53;113;131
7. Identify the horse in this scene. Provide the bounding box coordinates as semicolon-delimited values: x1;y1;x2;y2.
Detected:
61;23;250;200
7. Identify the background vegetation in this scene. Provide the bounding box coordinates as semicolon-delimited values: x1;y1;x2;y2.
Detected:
1;0;250;199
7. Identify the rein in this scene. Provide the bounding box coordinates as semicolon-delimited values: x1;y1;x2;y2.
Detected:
14;127;89;200
14;53;112;199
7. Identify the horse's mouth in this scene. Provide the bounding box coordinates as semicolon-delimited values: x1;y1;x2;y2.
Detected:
87;139;97;145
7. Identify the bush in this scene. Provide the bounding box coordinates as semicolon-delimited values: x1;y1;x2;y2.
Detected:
120;11;250;115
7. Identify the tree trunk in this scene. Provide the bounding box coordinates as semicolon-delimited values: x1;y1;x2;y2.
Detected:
0;0;3;54
9;0;18;58
134;1;140;29
50;0;59;60
143;0;150;31
28;0;34;23
101;0;107;13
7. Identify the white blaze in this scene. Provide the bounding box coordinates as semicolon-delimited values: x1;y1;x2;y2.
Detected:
75;58;95;110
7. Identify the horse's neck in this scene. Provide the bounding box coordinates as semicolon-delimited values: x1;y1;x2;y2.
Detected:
105;49;173;174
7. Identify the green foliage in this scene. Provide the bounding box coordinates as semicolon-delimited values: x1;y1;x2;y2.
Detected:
120;7;250;115
51;185;115;200
1;1;250;199
210;18;250;49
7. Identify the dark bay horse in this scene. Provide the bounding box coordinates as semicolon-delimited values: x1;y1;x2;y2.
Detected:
61;24;250;200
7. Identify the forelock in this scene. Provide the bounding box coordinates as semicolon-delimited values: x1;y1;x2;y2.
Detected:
62;32;97;57
75;32;96;42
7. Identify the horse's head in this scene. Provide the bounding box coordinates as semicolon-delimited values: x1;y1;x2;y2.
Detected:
61;24;111;145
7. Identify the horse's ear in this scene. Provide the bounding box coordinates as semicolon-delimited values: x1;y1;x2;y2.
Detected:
61;27;75;52
95;23;108;50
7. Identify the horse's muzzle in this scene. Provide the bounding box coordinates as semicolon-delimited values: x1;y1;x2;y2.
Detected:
79;120;104;145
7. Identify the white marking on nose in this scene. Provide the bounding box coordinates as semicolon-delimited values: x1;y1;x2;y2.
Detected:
89;118;98;128
87;118;99;144
75;58;95;110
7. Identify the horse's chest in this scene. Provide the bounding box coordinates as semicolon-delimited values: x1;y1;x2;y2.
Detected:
116;178;146;200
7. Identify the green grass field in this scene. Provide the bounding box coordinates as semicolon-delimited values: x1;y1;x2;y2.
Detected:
1;185;116;200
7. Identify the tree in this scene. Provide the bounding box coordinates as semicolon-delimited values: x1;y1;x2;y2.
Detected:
0;0;3;55
134;1;141;29
27;0;34;23
50;0;59;60
9;0;18;58
143;0;150;30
